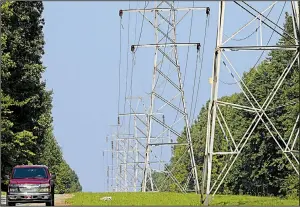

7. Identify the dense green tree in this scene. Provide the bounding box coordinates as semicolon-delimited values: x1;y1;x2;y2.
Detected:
1;1;82;193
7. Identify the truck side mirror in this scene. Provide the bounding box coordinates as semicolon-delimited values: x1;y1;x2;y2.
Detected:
51;174;56;179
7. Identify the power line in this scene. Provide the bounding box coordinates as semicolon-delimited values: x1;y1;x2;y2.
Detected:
189;50;200;124
118;15;123;125
228;27;258;41
123;1;132;127
134;1;150;55
183;1;195;86
192;13;210;123
125;0;133;192
184;0;196;124
128;1;149;135
189;7;210;124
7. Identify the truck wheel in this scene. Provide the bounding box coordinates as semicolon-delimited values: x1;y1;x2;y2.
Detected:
51;185;55;205
46;200;54;206
46;184;55;206
46;198;54;206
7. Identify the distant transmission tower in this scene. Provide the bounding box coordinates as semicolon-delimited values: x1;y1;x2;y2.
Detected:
120;1;210;193
118;96;150;192
202;1;299;205
106;124;125;192
107;97;150;192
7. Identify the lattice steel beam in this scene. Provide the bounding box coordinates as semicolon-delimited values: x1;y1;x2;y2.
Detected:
121;1;210;194
202;1;299;205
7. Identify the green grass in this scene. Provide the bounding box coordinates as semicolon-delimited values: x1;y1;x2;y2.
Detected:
66;192;299;206
211;195;298;206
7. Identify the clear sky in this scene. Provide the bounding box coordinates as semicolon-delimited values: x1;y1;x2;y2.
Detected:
41;1;290;192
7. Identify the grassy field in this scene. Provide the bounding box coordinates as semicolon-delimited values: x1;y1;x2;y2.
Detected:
65;192;299;206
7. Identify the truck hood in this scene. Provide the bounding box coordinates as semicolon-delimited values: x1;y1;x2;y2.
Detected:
9;179;49;185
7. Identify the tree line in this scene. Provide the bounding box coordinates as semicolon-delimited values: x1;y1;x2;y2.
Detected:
1;1;82;193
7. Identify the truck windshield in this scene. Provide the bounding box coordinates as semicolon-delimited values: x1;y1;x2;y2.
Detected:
12;167;48;179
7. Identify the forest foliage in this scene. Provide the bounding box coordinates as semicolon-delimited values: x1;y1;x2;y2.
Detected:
1;1;82;193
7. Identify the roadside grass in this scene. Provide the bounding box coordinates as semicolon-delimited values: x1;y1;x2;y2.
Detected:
66;192;299;206
211;195;299;206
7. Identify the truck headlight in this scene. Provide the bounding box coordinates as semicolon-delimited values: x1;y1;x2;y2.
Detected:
40;184;50;188
8;184;19;193
39;184;50;192
39;187;50;192
9;188;18;193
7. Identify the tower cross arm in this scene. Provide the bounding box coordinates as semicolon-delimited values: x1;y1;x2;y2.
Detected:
119;7;208;15
219;45;299;51
131;43;201;51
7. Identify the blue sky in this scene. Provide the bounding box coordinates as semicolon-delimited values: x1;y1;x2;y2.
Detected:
41;1;290;192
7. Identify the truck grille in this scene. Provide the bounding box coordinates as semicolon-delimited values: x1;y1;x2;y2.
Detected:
18;184;39;193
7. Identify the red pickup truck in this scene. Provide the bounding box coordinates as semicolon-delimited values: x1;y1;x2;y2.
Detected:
5;165;55;206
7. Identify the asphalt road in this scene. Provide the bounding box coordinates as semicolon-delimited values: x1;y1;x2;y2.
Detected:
1;194;68;206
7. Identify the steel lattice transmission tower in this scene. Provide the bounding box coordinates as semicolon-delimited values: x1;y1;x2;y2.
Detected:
120;1;210;193
202;1;299;205
106;124;127;192
118;96;152;192
106;97;150;192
